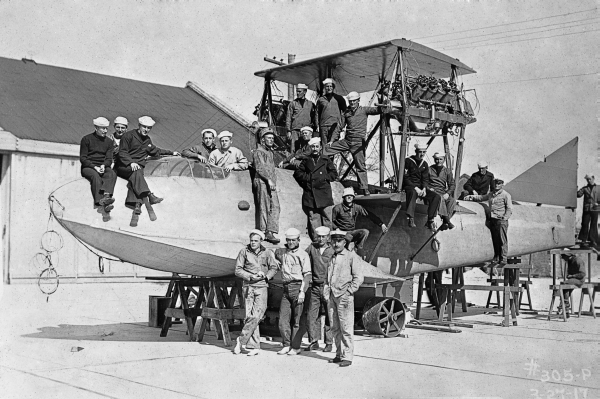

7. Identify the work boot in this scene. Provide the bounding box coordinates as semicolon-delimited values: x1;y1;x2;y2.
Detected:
148;193;163;205
265;231;280;244
339;360;352;367
134;203;142;215
407;217;416;228
104;204;114;213
246;349;260;356
328;356;342;363
439;223;449;231
307;342;319;351
425;219;435;229
98;193;115;206
323;344;333;352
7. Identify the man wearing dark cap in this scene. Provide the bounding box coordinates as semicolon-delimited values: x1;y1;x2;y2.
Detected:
80;117;117;221
466;178;513;266
577;173;599;248
252;128;281;244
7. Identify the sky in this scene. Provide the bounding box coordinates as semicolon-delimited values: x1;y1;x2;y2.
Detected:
0;0;597;190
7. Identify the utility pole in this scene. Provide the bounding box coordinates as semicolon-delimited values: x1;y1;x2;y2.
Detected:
287;54;296;101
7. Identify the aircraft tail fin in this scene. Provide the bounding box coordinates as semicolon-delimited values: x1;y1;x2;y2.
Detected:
504;137;578;207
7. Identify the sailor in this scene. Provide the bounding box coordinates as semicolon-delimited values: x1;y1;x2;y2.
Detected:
462;161;495;198
304;226;335;352
115;116;180;213
80;117;118;219
279;126;313;170
293;137;338;241
332;187;388;257
286;83;316;152
274;228;312;356
558;252;587;316
577;173;599;248
233;229;279;355
326;229;364;367
252;128;281;244
110;116;129;157
465;178;513;266
324;91;380;195
428;152;456;230
403;143;442;229
316;78;347;144
181;128;217;163
208;131;249;171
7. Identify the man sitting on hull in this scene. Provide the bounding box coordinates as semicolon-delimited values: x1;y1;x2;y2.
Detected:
115;116;180;215
403;143;442;229
279;126;313;170
80;117;117;221
332;187;388;257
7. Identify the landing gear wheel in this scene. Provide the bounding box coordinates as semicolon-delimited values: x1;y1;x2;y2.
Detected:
362;297;407;337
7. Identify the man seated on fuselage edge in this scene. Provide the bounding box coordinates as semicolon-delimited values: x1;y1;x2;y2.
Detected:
208;131;249;172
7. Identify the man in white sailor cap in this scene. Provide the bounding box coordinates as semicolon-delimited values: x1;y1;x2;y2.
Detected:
208;130;249;172
181;128;217;163
332;187;388;256
79;117;118;221
115;116;180;217
252;128;281;244
233;229;279;356
403;143;441;229
323;91;381;195
274;227;312;356
577;173;599;248
110;116;128;157
326;229;364;367
280;126;314;170
304;225;335;352
316;78;347;144
293;137;338;241
286;83;316;152
462;160;495;199
428;152;456;230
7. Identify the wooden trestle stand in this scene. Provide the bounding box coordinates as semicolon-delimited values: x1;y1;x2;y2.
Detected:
146;275;245;346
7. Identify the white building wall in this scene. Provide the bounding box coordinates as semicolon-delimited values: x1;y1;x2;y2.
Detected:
5;152;167;282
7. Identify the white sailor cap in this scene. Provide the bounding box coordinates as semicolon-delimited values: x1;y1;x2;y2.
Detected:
93;117;109;127
585;173;594;179
433;152;445;159
285;228;301;239
414;143;427;151
113;116;128;126
330;229;347;239
343;187;355;197
308;137;321;146
138;116;156;127
218;130;233;139
347;91;360;101
477;161;488;168
323;78;334;85
201;128;217;137
297;83;308;90
315;226;330;236
249;229;265;240
300;126;313;133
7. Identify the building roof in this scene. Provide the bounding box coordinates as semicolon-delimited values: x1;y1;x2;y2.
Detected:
0;57;251;155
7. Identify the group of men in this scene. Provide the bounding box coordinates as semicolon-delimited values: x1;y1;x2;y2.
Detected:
234;226;364;367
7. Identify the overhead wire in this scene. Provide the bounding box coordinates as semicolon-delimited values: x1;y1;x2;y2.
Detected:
468;71;597;86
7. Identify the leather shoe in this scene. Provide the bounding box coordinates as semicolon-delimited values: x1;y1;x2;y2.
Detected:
323;344;333;352
104;204;114;213
329;357;342;363
439;223;449;231
99;195;115;206
407;217;416;228
425;219;435;229
447;221;455;229
307;342;319;351
148;193;163;205
265;231;280;244
339;360;352;367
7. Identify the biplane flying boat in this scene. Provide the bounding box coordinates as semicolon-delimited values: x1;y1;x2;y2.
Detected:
50;39;578;336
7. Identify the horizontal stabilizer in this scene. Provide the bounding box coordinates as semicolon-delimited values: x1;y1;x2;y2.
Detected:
504;137;578;207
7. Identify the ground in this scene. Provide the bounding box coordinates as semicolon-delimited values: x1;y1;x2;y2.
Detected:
0;269;598;399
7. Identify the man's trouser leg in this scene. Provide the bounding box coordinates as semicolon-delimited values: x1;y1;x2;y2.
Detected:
579;211;599;245
239;285;268;349
489;220;501;261
81;168;105;205
267;185;280;234
115;165;151;207
322;138;349;157
424;190;442;220
253;178;270;232
318;205;333;231
290;130;300;153
446;197;456;217
319;125;336;145
404;187;418;218
278;282;303;348
303;205;322;242
291;288;312;349
345;229;370;257
349;141;368;190
498;220;509;262
308;284;332;344
329;293;355;361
